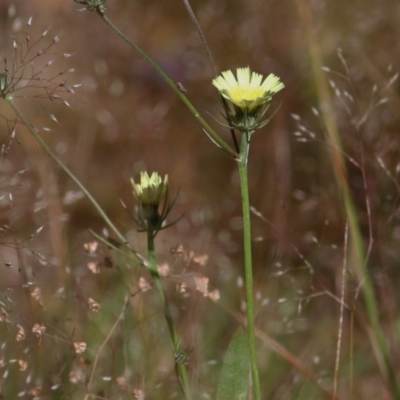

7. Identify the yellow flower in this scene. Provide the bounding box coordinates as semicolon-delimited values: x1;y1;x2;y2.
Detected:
131;171;169;232
131;172;168;206
212;67;284;112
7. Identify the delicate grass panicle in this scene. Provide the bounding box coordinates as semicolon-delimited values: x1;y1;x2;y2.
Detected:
0;1;398;400
0;22;77;104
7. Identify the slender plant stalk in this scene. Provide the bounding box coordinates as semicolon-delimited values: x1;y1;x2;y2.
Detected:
237;132;261;400
97;12;238;160
295;1;400;397
146;230;191;400
5;96;145;266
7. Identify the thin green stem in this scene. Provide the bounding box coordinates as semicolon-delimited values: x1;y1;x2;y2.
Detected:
237;132;261;400
6;96;144;265
98;12;239;160
146;230;191;400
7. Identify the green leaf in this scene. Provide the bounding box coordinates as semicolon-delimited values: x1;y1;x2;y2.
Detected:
216;327;250;400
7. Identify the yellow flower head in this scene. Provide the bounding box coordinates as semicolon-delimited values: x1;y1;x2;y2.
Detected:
212;67;284;112
131;171;169;232
131;171;168;206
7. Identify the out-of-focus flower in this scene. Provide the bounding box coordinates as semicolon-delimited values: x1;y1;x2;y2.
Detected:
133;389;145;400
139;276;152;292
87;261;101;274
83;241;99;255
73;342;87;354
88;298;101;312
32;323;46;337
18;359;28;371
157;262;170;277
16;325;26;342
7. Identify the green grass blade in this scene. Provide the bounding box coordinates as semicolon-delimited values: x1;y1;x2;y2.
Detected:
216;327;250;400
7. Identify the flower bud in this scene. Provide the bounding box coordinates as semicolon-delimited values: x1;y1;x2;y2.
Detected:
131;172;169;232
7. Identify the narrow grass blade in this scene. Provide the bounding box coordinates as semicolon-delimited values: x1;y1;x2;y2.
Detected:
216;327;250;400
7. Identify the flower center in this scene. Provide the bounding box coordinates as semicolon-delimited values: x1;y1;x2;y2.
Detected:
228;87;265;103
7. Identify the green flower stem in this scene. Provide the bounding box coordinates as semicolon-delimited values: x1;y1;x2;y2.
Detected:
146;230;191;400
97;12;238;160
237;132;261;400
6;96;143;265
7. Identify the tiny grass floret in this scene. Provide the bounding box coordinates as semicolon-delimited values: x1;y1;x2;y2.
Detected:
213;67;284;132
0;73;11;99
74;0;106;13
131;171;169;232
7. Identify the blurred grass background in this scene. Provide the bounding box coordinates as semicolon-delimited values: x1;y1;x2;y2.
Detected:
0;0;400;399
